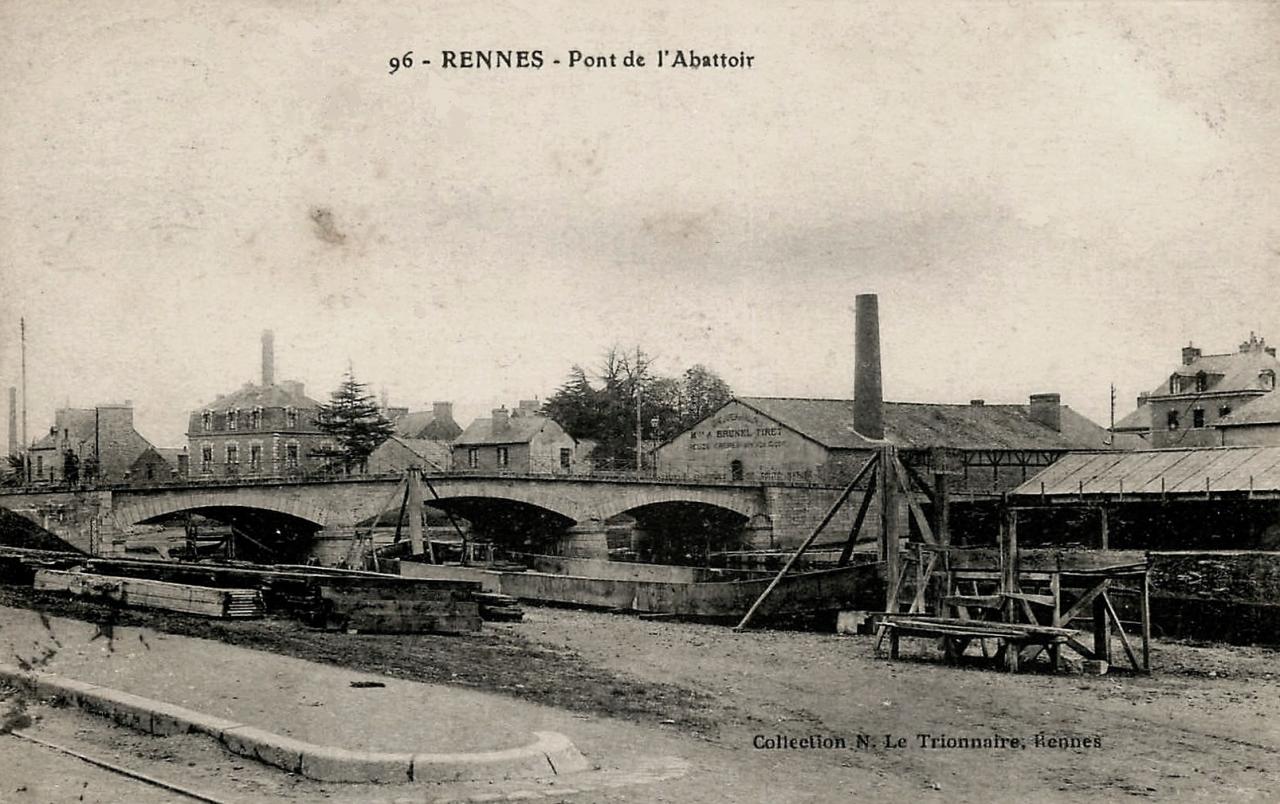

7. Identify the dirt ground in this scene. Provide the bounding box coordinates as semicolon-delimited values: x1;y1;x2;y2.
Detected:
2;585;1279;802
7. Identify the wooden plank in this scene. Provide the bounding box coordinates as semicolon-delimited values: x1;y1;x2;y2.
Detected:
1053;578;1110;628
837;470;877;567
894;455;936;545
1140;571;1152;672
1102;591;1141;671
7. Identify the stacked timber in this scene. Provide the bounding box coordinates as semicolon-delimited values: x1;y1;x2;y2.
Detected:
317;582;481;634
33;569;264;619
473;592;524;622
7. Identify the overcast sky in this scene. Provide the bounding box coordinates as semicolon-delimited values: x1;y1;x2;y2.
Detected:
2;1;1277;447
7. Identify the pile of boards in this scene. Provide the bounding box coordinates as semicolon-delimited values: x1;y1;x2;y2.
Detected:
34;569;264;619
77;558;485;634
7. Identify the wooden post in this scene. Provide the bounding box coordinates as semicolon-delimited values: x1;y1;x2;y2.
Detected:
881;446;901;613
1098;506;1109;550
1092;580;1112;664
1140;569;1152;673
406;467;426;558
934;471;951;546
998;504;1018;622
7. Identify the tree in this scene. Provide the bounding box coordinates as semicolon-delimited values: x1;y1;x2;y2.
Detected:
542;347;733;469
314;368;395;473
2;453;24;487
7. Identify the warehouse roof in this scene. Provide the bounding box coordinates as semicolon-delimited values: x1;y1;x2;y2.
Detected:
1010;446;1280;501
734;397;1110;452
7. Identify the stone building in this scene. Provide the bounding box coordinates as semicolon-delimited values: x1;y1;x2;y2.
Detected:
365;435;451;474
126;446;188;483
186;331;329;477
655;394;1112;493
1114;333;1280;448
27;403;157;485
455;401;578;474
389;401;463;441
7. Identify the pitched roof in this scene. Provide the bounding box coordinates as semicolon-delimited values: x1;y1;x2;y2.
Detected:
1011;446;1280;500
379;436;450;470
199;383;320;410
735;397;1110;451
455;414;559;446
392;410;463;441
1139;348;1280;398
1217;391;1280;427
30;409;96;450
1112;403;1151;432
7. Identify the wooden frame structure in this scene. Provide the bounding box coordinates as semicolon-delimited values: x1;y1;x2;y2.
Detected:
738;445;1155;674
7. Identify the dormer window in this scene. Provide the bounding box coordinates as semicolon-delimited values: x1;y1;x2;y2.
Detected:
1262;370;1276;391
201;410;213;432
226;409;238;430
250;407;262;429
285;407;298;428
1169;374;1180;394
1194;371;1207;393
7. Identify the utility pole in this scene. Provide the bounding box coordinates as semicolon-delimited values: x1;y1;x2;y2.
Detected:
20;317;28;481
634;346;643;472
1105;383;1116;445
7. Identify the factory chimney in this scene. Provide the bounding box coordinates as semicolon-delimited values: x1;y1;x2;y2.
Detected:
7;387;16;455
261;330;275;387
853;293;884;440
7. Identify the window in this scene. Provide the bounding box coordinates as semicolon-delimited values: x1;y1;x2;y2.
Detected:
1262;370;1276;391
145;464;154;480
1195;371;1207;393
468;448;479;468
285;407;298;428
496;447;509;468
1220;405;1232;417
286;443;300;468
559;448;571;469
226;443;239;464
35;455;42;476
201;411;212;432
1167;410;1180;431
250;407;262;429
1192;408;1205;429
249;444;262;471
201;444;213;472
1169;374;1179;394
730;459;744;481
226;410;238;430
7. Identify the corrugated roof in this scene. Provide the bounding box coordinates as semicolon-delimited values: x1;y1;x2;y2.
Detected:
455;414;556;446
736;397;1110;451
1011;446;1280;499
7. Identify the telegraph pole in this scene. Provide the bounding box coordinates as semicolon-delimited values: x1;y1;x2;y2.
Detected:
20;317;28;480
634;347;643;472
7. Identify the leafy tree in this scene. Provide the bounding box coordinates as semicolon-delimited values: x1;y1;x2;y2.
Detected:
542;347;733;469
314;368;394;473
2;453;24;487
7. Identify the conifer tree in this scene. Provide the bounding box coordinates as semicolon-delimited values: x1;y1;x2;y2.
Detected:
314;368;394;473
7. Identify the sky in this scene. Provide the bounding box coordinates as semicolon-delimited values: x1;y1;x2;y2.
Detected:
1;1;1277;448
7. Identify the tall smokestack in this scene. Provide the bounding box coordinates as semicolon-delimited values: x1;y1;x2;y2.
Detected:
853;294;884;440
7;387;16;456
261;330;275;387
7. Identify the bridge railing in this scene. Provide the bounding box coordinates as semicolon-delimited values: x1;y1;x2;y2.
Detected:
1;464;858;494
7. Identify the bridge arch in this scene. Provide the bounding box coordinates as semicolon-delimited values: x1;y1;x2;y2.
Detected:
110;489;330;530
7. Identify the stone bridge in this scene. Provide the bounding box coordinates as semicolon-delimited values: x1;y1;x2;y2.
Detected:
0;473;868;562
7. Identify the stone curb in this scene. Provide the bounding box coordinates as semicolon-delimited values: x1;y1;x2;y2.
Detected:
0;664;589;783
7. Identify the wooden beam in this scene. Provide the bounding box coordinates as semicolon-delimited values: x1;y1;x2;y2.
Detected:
881;447;901;613
1102;590;1140;671
734;454;878;630
837;467;877;567
1098;506;1109;550
1055;577;1110;628
934;471;951;546
1140;571;1152;673
894;455;936;545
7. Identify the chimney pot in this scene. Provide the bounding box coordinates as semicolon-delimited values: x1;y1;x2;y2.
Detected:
1182;343;1201;365
853;294;884;440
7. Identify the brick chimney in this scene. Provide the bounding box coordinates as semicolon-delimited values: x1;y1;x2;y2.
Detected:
492;407;509;431
1029;393;1062;432
517;399;540;416
261;330;275;386
1182;343;1201;365
853;294;884;440
432;401;453;421
1240;332;1268;354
